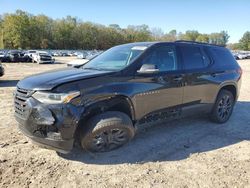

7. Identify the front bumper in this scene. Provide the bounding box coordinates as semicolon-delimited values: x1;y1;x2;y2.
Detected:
14;95;84;153
38;59;55;64
17;118;74;153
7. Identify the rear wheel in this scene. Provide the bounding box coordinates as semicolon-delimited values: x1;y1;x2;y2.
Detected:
80;111;135;152
210;89;235;123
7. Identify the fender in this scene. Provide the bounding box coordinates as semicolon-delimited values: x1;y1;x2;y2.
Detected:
81;94;136;122
219;81;238;92
214;81;238;102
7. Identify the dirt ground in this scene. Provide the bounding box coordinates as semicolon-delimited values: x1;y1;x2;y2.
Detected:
0;58;249;188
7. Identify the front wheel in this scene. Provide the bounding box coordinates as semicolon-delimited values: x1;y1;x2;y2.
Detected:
80;111;135;152
210;89;235;123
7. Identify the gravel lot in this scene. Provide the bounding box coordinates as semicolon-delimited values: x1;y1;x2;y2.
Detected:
0;58;249;188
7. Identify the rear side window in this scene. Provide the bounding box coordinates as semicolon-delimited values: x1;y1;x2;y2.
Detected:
206;47;237;67
180;45;208;70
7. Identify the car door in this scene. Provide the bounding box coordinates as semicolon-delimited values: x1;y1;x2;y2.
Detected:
178;44;213;114
132;44;184;121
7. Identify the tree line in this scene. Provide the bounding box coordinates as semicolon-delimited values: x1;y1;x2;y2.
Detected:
228;31;250;51
0;10;235;50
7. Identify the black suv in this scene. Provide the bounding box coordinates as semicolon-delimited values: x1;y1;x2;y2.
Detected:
1;50;31;62
14;41;242;153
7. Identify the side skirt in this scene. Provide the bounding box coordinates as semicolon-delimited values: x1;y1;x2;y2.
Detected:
135;102;213;130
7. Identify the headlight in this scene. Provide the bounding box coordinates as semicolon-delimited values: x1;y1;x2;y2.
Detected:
32;91;80;104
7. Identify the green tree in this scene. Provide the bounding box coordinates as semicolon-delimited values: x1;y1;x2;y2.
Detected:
209;31;229;46
180;30;200;41
2;10;31;49
162;30;177;41
196;34;209;43
150;27;164;40
126;25;152;42
0;16;3;48
239;31;250;50
52;16;78;49
0;10;233;50
227;43;241;50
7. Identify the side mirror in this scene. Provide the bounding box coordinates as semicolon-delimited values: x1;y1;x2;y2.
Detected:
137;64;159;74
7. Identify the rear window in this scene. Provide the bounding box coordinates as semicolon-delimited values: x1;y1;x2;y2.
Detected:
180;45;208;70
206;47;236;67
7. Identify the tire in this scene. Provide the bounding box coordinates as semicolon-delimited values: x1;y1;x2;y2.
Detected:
210;89;235;123
80;111;135;152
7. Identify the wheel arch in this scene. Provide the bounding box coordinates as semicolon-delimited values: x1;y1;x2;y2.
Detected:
80;95;135;124
74;95;136;139
218;82;238;101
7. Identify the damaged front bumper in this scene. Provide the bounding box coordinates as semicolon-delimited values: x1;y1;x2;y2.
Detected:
14;96;84;153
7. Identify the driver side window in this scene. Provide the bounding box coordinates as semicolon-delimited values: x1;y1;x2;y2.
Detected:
142;46;178;72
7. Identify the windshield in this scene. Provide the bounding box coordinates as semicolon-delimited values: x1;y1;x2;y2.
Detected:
82;45;147;71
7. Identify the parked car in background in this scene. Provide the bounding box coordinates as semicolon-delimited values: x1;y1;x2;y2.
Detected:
77;51;88;59
51;52;59;57
233;53;240;60
67;59;89;67
14;41;242;153
60;52;70;56
68;52;76;56
32;51;55;64
0;52;5;58
85;51;102;60
1;50;31;62
234;52;250;60
238;53;248;60
0;63;4;77
25;50;38;58
0;52;5;62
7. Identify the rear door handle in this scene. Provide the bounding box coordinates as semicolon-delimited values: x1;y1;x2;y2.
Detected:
210;73;217;77
211;71;225;77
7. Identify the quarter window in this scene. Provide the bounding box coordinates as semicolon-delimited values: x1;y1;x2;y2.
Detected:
207;47;236;67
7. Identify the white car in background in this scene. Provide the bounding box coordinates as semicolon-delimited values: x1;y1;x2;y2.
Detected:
26;50;38;58
0;52;5;58
86;51;102;60
77;51;89;59
67;59;89;67
237;53;248;60
32;51;55;64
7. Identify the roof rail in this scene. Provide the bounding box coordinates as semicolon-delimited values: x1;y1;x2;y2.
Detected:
175;40;225;47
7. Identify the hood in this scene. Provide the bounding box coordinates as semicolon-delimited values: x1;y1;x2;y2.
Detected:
17;68;113;90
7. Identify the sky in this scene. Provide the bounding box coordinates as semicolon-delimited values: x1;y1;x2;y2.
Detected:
0;0;249;43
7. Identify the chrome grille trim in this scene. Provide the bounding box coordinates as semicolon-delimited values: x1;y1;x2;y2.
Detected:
14;87;33;119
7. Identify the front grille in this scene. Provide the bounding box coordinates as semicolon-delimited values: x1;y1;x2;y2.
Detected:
14;87;33;119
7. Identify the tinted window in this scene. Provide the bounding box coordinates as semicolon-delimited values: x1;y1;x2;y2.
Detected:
206;47;236;67
180;45;207;70
141;46;177;72
201;48;211;66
